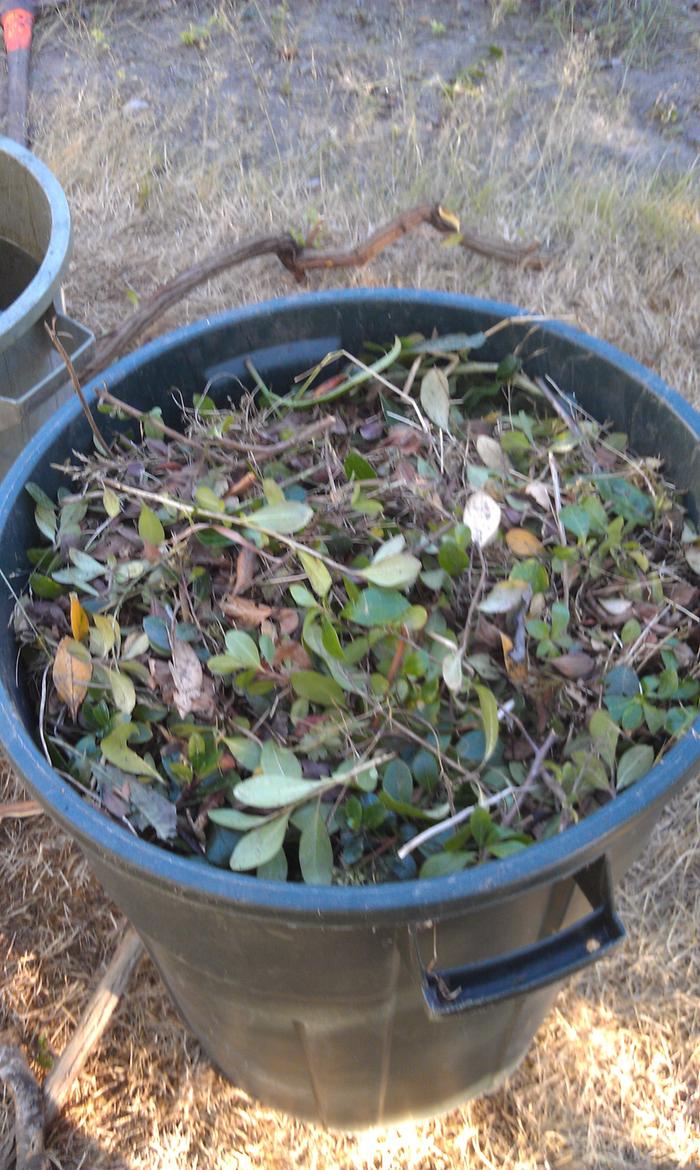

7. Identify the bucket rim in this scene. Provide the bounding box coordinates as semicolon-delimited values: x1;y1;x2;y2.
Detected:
0;136;72;355
1;286;699;918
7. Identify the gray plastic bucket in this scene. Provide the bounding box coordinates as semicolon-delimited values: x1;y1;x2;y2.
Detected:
0;136;93;476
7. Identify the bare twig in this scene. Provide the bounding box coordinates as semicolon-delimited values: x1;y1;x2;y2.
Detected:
396;784;522;861
45;319;108;452
502;729;559;827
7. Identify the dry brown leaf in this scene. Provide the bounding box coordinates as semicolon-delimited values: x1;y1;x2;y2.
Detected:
278;608;299;635
169;638;203;719
233;547;258;596
52;636;92;719
274;641;313;670
220;596;273;625
380;424;425;454
551;653;596;680
505;527;544;558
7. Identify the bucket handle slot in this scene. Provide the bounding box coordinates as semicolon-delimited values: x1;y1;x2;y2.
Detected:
411;856;625;1018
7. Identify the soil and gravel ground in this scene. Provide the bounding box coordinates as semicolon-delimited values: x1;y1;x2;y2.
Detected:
1;1;699;1167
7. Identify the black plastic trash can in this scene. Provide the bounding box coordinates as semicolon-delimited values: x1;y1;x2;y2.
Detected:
0;290;698;1127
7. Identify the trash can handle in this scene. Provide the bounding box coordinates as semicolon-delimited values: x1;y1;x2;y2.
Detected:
410;856;625;1018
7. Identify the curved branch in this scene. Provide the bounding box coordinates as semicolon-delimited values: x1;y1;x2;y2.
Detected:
83;204;543;382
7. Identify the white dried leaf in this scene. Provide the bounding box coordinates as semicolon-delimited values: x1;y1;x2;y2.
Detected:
525;483;551;510
463;491;502;548
599;597;632;616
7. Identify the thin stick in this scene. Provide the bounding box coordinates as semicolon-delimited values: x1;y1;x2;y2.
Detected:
0;1045;48;1170
502;728;558;827
397;785;522;861
45;319;108;452
43;927;144;1126
0;801;43;823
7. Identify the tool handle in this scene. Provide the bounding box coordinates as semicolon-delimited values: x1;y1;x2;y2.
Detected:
1;4;35;145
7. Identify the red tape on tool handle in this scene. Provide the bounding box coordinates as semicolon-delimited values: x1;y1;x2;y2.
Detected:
1;7;34;52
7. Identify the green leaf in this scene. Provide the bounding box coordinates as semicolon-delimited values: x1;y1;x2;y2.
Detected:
321;615;345;660
359;554;421;590
258;849;288;881
138;504;165;546
208;808;270;830
617;744;654;791
262;477;286;505
605;665;641;697
207;654;242;675
510;559;549;593
229;813;290;870
589;709;619;772
419;852;471;879
221;735;261;773
344;450;377;480
299;809;334;884
245;501;313;535
223;630;261;670
344;587;410;627
372;535;406;563
194;484;226;513
260;740;301;777
442;650;463;693
101;723;160;779
298;550;332;598
290;583;318;607
438;540;469;577
68;548;106;580
420;366;450;431
475;684;499;764
235;773;327;808
470;805;493;846
412;748;440;792
379;792;451;821
559;504;590;540
290;670;348;708
596;477;653;525
29;574;63;599
106;668;136;714
382;759;413;804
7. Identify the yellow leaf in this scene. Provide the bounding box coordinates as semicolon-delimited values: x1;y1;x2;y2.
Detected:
52;637;92;719
69;592;89;641
505;527;544;558
500;632;528;685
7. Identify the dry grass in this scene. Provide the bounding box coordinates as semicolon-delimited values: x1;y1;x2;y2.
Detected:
2;1;700;1166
